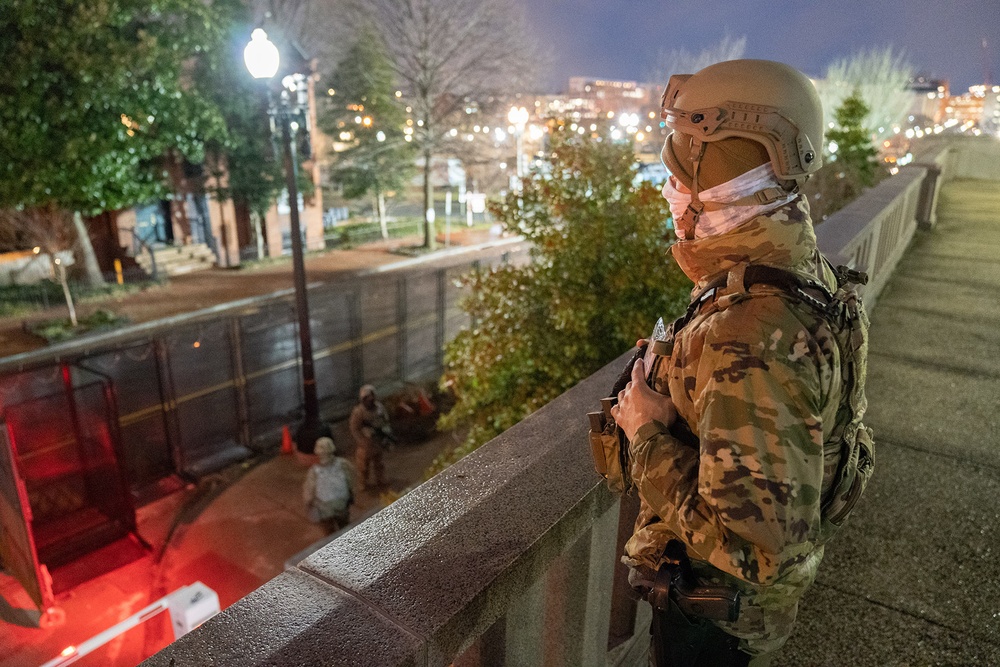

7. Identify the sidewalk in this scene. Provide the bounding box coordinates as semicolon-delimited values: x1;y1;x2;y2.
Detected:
0;417;462;667
774;179;1000;665
0;226;507;358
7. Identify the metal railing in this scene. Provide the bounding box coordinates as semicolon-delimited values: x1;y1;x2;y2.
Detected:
122;226;160;281
142;136;999;667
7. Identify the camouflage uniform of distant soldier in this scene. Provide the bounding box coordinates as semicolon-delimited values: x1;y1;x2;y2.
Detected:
349;384;392;490
611;60;873;666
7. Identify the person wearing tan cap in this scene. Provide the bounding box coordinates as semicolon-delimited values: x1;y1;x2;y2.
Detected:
302;436;354;534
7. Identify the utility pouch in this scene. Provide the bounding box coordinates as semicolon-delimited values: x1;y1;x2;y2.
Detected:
822;424;875;529
587;345;646;493
588;400;630;493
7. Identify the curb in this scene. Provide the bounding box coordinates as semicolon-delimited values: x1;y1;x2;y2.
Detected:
357;235;525;276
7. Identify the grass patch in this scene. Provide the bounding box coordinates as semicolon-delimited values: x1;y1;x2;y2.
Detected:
0;280;159;317
325;217;424;248
28;309;130;344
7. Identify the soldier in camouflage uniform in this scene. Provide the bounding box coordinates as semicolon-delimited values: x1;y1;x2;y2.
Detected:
611;60;873;666
350;384;392;490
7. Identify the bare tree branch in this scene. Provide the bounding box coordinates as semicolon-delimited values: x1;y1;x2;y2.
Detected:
650;33;747;84
360;0;538;247
819;46;915;141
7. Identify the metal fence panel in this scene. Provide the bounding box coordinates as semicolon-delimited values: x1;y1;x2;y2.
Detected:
311;290;357;407
404;271;440;381
80;345;173;494
0;422;49;610
0;367;64;416
4;379;133;568
240;305;301;448
164;322;247;476
361;276;400;388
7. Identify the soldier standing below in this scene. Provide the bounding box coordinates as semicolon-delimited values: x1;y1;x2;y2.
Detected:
608;60;874;666
349;384;393;490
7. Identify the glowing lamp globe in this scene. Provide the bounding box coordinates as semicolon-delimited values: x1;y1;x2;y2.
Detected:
244;29;280;80
508;106;529;127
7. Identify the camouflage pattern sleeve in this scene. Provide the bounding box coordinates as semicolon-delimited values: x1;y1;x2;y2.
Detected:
349;404;372;448
628;296;827;587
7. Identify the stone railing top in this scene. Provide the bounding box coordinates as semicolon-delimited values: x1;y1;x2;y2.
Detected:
814;165;925;263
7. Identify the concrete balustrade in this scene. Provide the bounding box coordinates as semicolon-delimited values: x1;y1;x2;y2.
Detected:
814;167;924;309
142;137;994;667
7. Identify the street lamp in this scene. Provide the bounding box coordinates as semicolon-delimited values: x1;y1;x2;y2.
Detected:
244;28;329;453
507;106;529;186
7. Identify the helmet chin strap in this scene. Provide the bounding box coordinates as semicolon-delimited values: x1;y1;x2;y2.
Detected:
673;137;801;241
676;138;706;239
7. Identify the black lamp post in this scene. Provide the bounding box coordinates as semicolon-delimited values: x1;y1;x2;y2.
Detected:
244;29;329;452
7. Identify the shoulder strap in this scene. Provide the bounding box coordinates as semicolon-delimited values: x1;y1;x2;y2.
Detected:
658;261;867;355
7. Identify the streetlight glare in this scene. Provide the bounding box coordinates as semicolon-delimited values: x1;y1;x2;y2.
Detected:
243;29;279;80
508;106;529;127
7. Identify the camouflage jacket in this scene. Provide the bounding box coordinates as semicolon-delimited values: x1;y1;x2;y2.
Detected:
349;401;391;450
623;197;859;655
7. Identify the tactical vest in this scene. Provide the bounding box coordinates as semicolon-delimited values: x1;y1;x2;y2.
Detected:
588;260;875;541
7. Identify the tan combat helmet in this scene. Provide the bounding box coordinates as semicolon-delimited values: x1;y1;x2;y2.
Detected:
660;59;824;235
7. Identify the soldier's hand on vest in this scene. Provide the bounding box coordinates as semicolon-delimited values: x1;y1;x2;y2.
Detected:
611;358;676;442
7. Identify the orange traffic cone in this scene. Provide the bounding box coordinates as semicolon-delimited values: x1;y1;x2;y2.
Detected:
281;425;294;455
417;390;435;416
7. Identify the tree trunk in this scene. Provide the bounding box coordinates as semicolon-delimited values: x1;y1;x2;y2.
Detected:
377;191;388;240
423;146;436;250
253;211;266;259
51;256;77;327
72;211;106;287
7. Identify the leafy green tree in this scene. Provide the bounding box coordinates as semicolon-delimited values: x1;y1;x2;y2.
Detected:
828;92;880;187
0;0;227;282
193;0;286;250
434;133;691;469
320;28;415;238
805;91;883;220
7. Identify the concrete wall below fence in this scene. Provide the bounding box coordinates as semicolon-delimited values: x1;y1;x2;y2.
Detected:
0;251;74;286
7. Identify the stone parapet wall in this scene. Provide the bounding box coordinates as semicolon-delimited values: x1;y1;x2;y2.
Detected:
814;167;924;311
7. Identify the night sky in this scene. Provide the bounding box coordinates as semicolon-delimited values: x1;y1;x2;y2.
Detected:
521;0;1000;94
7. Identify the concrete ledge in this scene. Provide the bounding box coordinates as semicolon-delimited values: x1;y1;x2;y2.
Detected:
815;167;924;260
142;569;425;666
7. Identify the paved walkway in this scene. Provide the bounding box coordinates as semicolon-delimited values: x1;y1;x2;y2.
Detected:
775;179;1000;665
